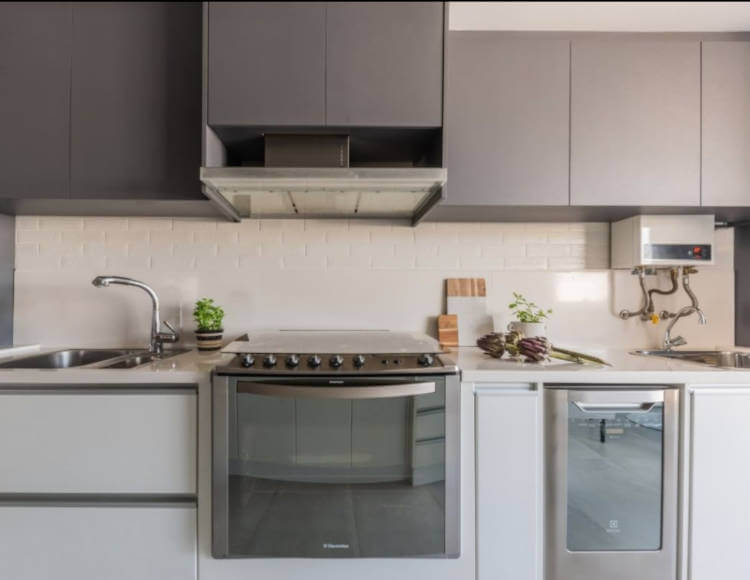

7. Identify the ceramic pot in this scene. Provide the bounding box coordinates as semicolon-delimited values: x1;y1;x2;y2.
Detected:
195;329;223;351
507;321;547;338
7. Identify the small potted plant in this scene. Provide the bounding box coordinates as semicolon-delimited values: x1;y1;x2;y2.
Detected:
507;292;552;338
193;298;225;351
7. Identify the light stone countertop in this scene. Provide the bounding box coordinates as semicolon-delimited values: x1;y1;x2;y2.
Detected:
1;344;750;387
446;346;750;386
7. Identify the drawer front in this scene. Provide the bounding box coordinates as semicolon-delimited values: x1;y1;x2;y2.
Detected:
0;505;196;580
0;392;196;494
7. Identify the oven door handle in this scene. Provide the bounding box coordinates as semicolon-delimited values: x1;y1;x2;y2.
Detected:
237;381;436;400
573;401;657;414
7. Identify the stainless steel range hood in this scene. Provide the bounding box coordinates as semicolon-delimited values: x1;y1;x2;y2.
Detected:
200;166;446;225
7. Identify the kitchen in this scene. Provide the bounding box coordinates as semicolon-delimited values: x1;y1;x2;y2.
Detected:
1;2;749;579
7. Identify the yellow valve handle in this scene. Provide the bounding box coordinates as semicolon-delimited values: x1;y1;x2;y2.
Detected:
650;313;660;325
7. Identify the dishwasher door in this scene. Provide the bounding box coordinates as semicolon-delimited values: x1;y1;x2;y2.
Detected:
544;387;678;580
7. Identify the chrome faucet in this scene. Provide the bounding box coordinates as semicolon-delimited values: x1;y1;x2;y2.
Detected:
662;267;707;350
92;276;179;355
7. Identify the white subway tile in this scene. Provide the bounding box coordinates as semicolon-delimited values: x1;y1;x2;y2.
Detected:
326;229;370;244
352;242;394;258
305;219;349;231
150;230;194;246
15;243;38;262
84;241;128;258
173;218;217;232
173;243;218;258
218;244;260;258
415;255;460;270
128;241;171;258
195;255;240;271
502;228;547;244
282;230;326;245
219;219;259;233
260;242;305;257
327;255;371;270
372;228;413;244
15;216;39;231
195;230;239;245
306;243;350;258
482;244;525;258
127;218;173;232
106;230;149;244
505;256;547;270
239;255;283;270
62;230;106;243
415;228;456;245
17;230;61;244
261;219;305;231
39;217;84;231
372;255;416;270
106;255;151;271
459;256;504;271
151;254;194;271
39;241;82;256
84;217;128;231
395;243;435;258
548;257;587;271
17;254;61;271
526;243;570;257
281;255;326;270
438;244;481;258
458;230;503;245
61;254;107;270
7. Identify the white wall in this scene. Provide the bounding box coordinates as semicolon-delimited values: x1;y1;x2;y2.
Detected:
13;216;734;350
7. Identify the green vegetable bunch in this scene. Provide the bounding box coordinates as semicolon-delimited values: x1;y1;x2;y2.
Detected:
509;292;552;323
193;298;225;331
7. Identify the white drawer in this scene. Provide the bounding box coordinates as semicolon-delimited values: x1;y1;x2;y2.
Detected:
0;390;196;494
0;505;196;580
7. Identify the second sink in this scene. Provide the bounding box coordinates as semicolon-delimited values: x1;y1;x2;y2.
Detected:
632;349;750;369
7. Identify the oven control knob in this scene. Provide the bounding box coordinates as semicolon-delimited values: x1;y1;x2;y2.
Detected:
329;354;344;368
285;354;300;368
307;355;322;368
353;354;366;368
241;354;255;368
418;354;435;367
262;354;277;368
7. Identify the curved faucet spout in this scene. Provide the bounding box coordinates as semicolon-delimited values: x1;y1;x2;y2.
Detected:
91;275;176;354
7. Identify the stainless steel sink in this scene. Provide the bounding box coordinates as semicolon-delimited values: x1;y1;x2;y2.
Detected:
632;349;750;369
0;348;189;369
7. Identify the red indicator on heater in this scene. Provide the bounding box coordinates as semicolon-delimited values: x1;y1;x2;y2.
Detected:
693;246;702;256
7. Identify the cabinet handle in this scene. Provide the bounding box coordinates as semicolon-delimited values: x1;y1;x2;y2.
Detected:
237;381;435;400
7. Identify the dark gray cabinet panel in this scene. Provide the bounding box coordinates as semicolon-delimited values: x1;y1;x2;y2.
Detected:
0;2;71;198
325;2;443;127
70;2;202;199
571;41;700;206
443;35;569;205
207;2;326;126
702;41;750;207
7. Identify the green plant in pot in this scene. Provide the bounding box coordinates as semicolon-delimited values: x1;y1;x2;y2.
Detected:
193;298;225;351
507;292;552;338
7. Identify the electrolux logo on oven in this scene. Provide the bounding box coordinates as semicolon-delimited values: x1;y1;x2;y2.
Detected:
323;543;350;550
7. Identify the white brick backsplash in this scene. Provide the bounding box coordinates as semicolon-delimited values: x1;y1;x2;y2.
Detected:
16;217;615;275
61;254;107;270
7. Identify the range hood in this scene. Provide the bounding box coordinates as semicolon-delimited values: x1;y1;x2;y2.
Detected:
200;166;447;225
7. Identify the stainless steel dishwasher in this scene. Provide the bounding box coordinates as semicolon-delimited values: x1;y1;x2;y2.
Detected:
544;385;678;580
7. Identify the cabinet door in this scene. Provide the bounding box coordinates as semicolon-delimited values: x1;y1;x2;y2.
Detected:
70;2;202;199
325;2;443;127
444;35;569;205
0;391;196;494
0;506;196;580
690;389;750;580
702;41;750;206
0;2;71;198
475;385;541;580
207;2;326;126
571;41;700;206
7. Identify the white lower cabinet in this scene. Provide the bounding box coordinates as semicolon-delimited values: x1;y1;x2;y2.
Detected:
689;387;750;580
0;505;196;580
475;384;541;580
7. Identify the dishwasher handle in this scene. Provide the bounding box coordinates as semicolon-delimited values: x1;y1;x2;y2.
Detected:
237;381;435;400
573;401;658;414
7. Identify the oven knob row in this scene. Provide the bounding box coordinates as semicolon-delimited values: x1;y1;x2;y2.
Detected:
353;354;366;368
262;354;277;368
329;354;344;368
418;353;435;366
307;355;322;368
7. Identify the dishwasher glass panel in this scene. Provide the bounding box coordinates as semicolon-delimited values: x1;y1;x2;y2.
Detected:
566;401;664;551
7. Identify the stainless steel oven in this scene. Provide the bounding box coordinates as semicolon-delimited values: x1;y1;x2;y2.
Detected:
545;386;679;580
212;337;460;559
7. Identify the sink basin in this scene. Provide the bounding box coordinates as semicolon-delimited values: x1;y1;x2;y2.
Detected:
632;349;750;369
0;348;139;369
103;349;190;369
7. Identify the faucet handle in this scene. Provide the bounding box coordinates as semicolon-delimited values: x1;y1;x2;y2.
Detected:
160;320;179;342
670;336;687;348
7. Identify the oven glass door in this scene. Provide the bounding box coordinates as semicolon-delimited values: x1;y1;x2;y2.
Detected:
566;395;664;551
216;376;453;558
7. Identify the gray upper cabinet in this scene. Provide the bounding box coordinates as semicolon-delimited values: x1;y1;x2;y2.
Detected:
0;2;71;199
571;40;701;206
70;2;202;199
207;2;326;127
443;35;570;205
325;2;443;127
702;41;750;207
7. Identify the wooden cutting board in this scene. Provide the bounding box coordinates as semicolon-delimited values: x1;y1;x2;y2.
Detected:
445;278;491;346
438;314;458;348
